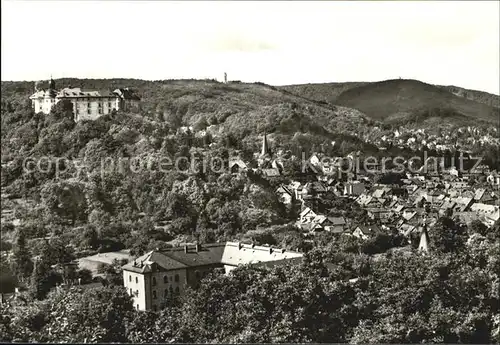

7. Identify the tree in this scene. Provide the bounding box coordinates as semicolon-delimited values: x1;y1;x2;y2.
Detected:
40;181;88;225
430;217;468;253
11;231;34;283
29;258;61;300
21;286;134;342
469;220;487;236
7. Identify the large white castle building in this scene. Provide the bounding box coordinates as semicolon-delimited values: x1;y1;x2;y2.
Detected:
29;78;140;121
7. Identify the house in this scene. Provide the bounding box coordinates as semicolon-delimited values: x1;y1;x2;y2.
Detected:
486;172;500;186
229;159;247;174
402;210;418;223
262;168;281;178
303;182;327;196
113;88;141;111
372;186;391;199
355;194;373;207
399;223;417;237
470;203;500;227
451;196;474;212
122;242;302;311
324;216;347;233
299;207;317;224
367;208;394;223
454;211;479;225
344;181;366;196
275;185;294;205
352;224;381;240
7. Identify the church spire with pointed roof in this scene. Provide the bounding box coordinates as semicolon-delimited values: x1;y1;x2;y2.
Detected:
261;132;270;156
418;217;430;253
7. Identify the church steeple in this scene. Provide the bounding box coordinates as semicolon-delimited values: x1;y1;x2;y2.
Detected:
418;218;430;253
261;132;270;156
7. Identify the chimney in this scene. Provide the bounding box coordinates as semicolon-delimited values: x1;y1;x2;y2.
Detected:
184;245;188;253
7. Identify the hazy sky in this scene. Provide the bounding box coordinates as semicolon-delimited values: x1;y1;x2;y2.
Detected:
2;1;499;94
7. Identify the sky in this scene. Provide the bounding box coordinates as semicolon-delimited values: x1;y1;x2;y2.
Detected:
2;1;499;94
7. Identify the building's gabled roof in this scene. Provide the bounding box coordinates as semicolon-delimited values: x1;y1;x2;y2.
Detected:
300;207;315;219
29;90;48;99
474;188;486;201
327;216;346;226
276;184;293;196
262;168;280;177
229;159;247;169
354;224;382;235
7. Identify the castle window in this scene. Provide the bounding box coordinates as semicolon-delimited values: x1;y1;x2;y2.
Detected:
195;271;200;279
135;290;139;296
174;274;179;282
163;276;168;284
152;277;157;286
136;304;139;310
164;289;168;298
175;287;180;294
153;290;157;299
135;277;138;284
129;275;131;282
129;288;132;295
169;286;173;294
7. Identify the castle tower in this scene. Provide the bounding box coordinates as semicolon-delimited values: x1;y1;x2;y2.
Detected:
49;75;55;90
47;76;57;98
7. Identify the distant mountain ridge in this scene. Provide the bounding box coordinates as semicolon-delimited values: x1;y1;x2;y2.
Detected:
279;80;499;108
279;79;499;125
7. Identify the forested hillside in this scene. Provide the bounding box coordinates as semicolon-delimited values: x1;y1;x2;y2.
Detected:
1;78;382;257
